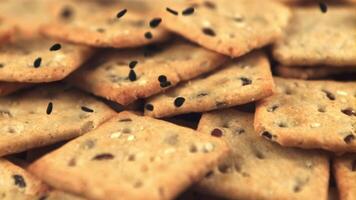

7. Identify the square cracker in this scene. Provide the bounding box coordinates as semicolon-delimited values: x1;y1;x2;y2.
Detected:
333;154;356;200
0;159;48;198
273;6;356;67
144;51;274;118
28;112;229;200
68;39;227;105
41;0;170;48
275;65;356;80
255;77;356;152
0;36;93;83
197;109;329;200
0;82;32;96
0;84;115;156
150;0;290;57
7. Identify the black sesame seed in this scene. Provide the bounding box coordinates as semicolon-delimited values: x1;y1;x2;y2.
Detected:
344;134;355;144
0;63;4;68
129;60;138;69
60;6;73;19
166;7;178;16
160;81;171;88
149;18;162;28
182;7;195;15
49;43;61;51
46;102;53;115
145;103;154;111
240;77;252;86
202;27;215;37
174;97;185;107
116;9;127;18
197;92;208;97
38;195;48;200
319;2;328;13
96;28;105;33
33;57;42;68
119;118;132;122
211;128;223;137
203;1;216;9
92;153;114;160
144;32;153;39
81;106;94;113
261;131;273;140
13;175;26;188
128;69;137;81
341;108;356;116
158;75;167;83
322;90;335;100
267;105;279;112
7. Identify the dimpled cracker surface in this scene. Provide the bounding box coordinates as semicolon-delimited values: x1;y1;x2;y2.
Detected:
0;37;93;83
0;82;32;96
334;154;356;200
196;109;329;200
0;84;115;156
0;159;48;198
144;51;274;118
41;0;170;48
254;77;356;152
273;6;356;67
275;65;356;79
153;0;290;57
68;39;227;105
29;112;229;200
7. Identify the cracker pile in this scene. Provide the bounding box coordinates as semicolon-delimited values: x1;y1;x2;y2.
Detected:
0;0;354;199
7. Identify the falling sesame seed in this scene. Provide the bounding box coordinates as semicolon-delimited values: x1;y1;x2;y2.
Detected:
128;69;137;81
49;43;61;51
46;102;53;115
182;7;195;15
166;7;178;15
149;18;162;28
144;32;153;39
116;9;127;18
319;2;327;13
202;27;215;37
174;97;185;107
33;57;42;68
158;75;167;83
129;60;138;69
145;103;154;111
81;106;94;113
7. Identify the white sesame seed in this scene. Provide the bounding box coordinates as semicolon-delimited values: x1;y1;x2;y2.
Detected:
310;123;321;128
203;142;214;152
164;148;176;154
127;135;135;141
336;90;348;96
110;132;122;139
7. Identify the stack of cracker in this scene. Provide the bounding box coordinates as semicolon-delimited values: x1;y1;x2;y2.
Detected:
0;0;354;199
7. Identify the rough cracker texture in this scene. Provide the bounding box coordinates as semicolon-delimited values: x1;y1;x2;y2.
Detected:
0;36;93;83
0;159;48;198
40;190;87;200
145;51;274;118
68;39;227;105
0;82;32;96
273;7;356;67
152;0;290;57
334;154;356;200
0;0;52;36
196;109;329;200
41;0;170;48
275;65;356;79
255;77;356;152
0;84;115;156
29;112;229;200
